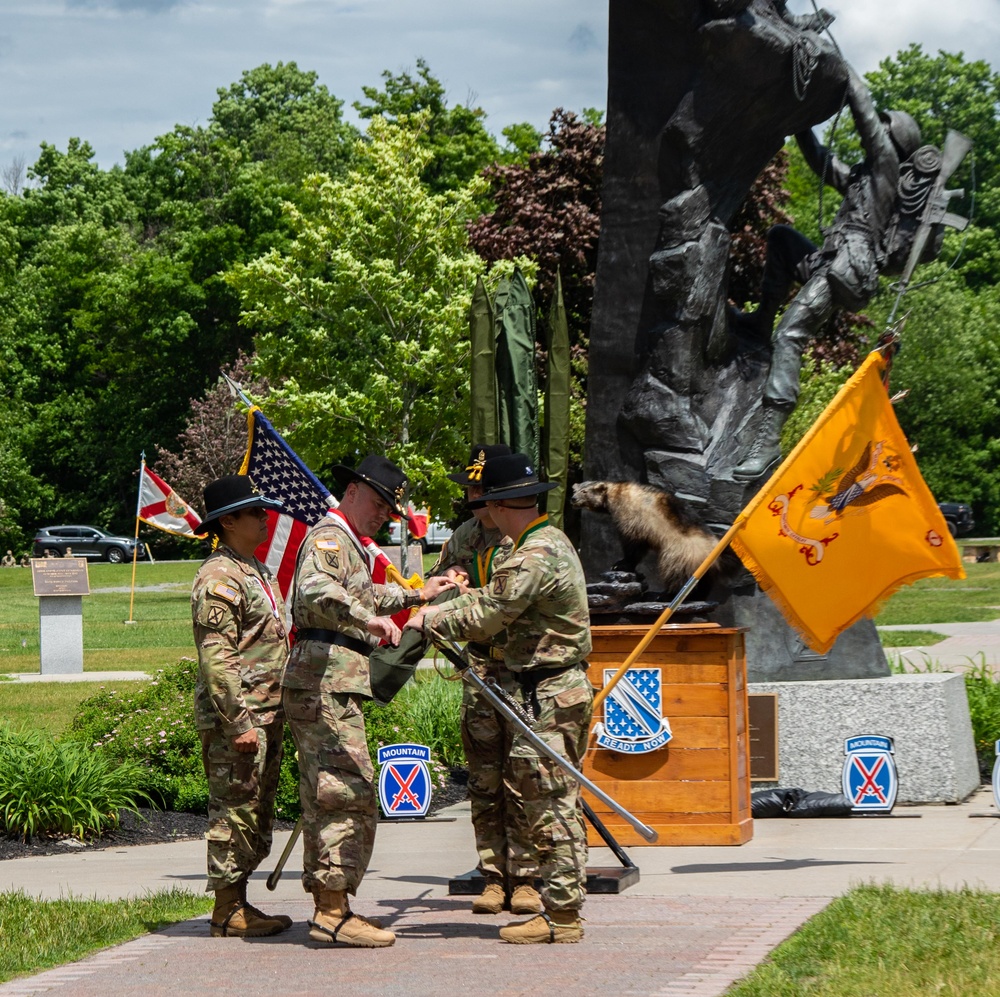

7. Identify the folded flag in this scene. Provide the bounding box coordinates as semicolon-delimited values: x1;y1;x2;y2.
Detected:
138;465;205;538
732;350;965;654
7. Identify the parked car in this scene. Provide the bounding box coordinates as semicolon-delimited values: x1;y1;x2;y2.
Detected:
937;502;974;537
31;526;146;563
386;517;454;553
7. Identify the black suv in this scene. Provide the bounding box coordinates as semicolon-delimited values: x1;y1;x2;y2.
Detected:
32;526;146;563
937;502;974;537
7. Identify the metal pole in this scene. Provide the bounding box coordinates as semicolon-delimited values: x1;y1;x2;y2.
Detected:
266;819;302;891
432;638;659;843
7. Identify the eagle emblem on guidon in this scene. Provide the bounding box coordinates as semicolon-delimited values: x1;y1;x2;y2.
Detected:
377;743;432;817
593;668;672;754
842;735;898;813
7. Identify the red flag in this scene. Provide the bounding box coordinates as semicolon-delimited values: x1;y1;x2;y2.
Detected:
406;505;429;540
138;465;205;538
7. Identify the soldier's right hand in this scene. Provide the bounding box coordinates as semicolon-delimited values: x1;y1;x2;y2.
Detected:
231;728;259;753
367;615;402;646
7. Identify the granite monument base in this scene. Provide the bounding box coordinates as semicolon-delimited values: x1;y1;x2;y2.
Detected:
39;595;84;675
749;673;980;804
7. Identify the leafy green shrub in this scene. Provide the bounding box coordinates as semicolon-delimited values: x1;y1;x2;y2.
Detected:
964;657;1000;779
0;726;151;840
65;660;298;820
396;672;464;770
363;671;464;793
66;660;465;820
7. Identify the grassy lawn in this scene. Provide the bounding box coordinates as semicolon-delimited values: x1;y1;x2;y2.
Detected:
728;884;1000;996
0;680;151;735
878;628;947;648
0;561;197;674
0;888;212;985
874;562;1000;625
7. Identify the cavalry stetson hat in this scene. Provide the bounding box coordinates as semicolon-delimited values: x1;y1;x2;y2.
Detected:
446;443;513;485
331;454;408;516
469;453;557;506
194;475;283;534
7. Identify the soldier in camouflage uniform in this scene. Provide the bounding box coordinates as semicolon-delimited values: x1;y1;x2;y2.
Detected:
284;454;455;948
190;475;291;938
431;444;541;917
408;454;593;944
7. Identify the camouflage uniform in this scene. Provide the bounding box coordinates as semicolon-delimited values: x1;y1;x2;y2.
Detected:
431;518;532;884
427;515;593;913
191;545;288;892
283;514;425;897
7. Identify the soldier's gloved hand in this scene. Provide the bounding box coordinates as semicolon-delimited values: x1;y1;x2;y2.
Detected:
368;615;402;646
231;728;259;753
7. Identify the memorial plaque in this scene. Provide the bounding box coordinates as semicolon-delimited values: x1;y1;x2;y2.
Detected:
748;693;779;782
31;557;90;597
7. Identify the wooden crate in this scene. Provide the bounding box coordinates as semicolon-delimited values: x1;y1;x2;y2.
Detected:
582;623;752;846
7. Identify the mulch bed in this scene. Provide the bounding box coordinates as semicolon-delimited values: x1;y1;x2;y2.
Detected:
0;775;469;863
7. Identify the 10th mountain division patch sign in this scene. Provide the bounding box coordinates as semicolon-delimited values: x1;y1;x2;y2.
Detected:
593;667;672;754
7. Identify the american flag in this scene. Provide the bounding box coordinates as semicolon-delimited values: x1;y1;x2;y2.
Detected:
240;406;337;599
240;406;412;605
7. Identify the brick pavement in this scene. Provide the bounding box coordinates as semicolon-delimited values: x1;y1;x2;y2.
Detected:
0;895;830;997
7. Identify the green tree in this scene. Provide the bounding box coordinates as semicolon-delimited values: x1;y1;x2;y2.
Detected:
354;58;500;193
229;114;494;511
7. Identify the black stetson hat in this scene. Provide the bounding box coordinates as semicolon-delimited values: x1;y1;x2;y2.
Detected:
331;454;408;516
469;453;557;507
194;475;283;534
446;443;513;485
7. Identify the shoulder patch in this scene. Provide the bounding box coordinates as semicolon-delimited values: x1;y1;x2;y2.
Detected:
206;604;227;627
315;539;340;552
212;582;240;604
491;573;509;596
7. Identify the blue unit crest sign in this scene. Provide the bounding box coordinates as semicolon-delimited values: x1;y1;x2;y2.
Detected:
377;743;432;817
593;667;672;754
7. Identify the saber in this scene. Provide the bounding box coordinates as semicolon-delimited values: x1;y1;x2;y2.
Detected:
431;637;659;844
266;819;302;891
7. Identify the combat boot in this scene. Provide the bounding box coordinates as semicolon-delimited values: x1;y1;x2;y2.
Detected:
309;889;395;947
210;883;286;938
499;909;583;944
471;877;505;914
509;879;543;915
238;875;292;930
733;407;787;481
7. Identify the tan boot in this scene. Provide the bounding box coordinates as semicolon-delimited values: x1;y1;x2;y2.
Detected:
509;880;543;915
238;876;292;931
471;878;505;914
309;889;395;947
210;884;286;938
499;909;583;944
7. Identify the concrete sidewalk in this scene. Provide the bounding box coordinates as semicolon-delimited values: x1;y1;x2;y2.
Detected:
4;789;1000;996
878;619;1000;672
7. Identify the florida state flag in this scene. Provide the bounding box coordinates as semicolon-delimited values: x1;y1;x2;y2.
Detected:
138;465;205;538
732;351;965;654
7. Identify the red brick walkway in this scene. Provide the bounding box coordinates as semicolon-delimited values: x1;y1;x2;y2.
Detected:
0;894;830;997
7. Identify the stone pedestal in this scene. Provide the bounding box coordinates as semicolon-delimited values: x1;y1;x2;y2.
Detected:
749;673;980;803
39;595;84;674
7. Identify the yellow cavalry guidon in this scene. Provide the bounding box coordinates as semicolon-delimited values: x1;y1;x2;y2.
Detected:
732;351;965;654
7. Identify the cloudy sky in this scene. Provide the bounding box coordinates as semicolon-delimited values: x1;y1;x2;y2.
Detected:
1;0;998;173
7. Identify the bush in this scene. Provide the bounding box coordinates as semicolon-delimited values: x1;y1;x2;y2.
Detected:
67;660;466;819
0;726;151;840
66;659;302;821
964;658;1000;780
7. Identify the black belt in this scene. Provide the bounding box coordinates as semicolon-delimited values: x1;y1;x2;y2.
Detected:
295;628;372;658
467;641;505;662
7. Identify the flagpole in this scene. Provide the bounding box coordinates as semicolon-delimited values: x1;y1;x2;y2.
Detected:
126;453;145;625
591;516;747;711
